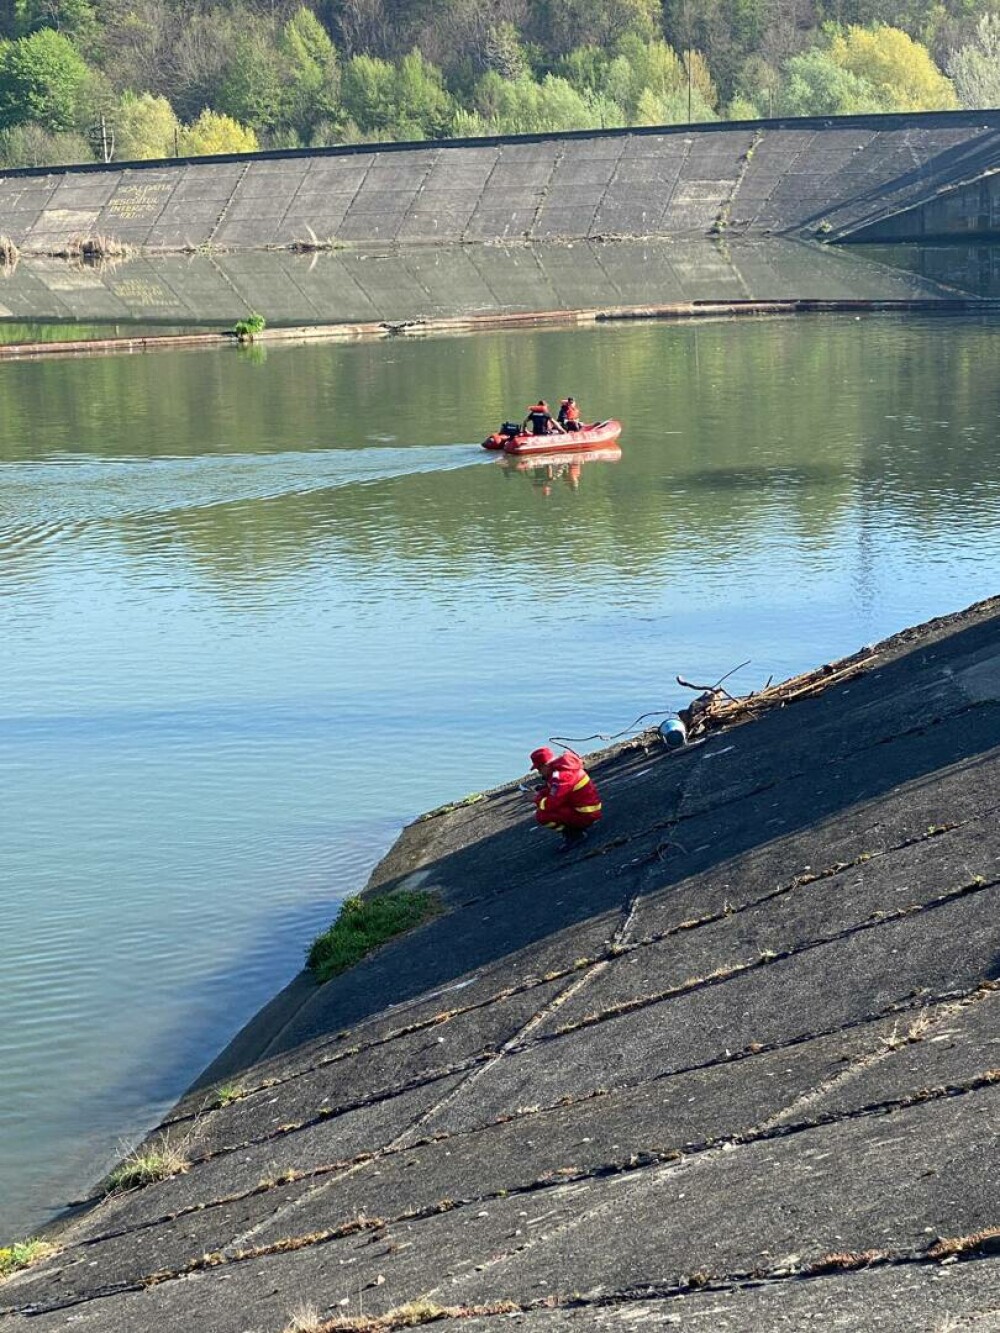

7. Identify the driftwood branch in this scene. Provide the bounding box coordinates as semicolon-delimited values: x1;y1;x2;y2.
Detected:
676;652;879;741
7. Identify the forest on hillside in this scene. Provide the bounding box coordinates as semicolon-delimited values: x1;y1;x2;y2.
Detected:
1;0;1000;168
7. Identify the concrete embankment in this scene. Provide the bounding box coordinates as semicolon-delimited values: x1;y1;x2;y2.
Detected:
4;596;1000;1330
4;110;1000;257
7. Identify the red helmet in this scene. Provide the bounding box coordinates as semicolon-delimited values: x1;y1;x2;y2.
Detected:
530;746;555;771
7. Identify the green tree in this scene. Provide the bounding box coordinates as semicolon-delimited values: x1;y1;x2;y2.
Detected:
726;91;762;118
170;11;239;123
829;23;957;110
447;104;490;137
281;6;340;137
778;47;884;114
733;52;781;117
532;0;659;53
342;48;452;139
341;52;397;132
394;47;453;136
0;27;92;129
482;20;528;79
178;108;259;156
473;69;600;134
217;23;289;134
20;0;97;43
113;90;179;159
557;33;716;123
947;12;1000;109
0;120;91;163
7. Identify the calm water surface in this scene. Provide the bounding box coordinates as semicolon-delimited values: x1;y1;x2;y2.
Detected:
3;315;1000;1237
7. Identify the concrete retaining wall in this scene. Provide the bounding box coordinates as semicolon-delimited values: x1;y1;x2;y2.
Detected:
2;112;1000;255
848;167;1000;242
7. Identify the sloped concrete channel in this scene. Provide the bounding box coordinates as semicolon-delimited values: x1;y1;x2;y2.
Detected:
4;598;1000;1329
4;111;1000;258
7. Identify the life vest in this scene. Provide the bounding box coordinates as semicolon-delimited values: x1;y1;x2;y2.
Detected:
560;399;580;423
527;403;553;436
534;752;602;831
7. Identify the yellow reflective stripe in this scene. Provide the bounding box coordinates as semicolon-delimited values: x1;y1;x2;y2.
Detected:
576;803;602;813
538;797;547;811
571;774;591;792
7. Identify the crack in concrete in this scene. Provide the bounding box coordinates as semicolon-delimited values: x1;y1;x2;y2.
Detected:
219;890;645;1257
755;983;994;1133
578;698;998;868
205;160;252;246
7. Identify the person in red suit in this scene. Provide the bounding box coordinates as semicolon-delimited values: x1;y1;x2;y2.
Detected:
529;746;603;851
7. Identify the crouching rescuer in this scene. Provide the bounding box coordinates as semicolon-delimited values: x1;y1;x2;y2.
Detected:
530;747;603;851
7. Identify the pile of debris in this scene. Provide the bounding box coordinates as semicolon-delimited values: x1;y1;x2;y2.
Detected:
677;647;879;741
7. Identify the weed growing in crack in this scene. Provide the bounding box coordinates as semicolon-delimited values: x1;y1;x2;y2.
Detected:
927;1226;1000;1260
0;1239;56;1281
304;1299;522;1331
105;1139;189;1192
209;1081;248;1108
285;1304;325;1331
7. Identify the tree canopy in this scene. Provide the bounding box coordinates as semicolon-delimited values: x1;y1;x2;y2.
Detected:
0;0;984;170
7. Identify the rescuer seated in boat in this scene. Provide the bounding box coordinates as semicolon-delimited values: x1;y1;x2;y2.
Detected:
558;396;582;431
522;399;565;436
529;746;603;852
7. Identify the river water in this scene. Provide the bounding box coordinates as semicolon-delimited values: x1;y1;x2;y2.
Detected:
3;313;1000;1238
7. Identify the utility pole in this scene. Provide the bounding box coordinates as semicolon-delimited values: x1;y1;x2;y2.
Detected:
687;50;693;122
88;114;115;163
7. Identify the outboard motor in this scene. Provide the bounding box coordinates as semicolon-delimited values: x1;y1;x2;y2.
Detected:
482;421;523;451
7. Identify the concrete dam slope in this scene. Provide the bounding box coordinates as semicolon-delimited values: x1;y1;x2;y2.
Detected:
3;110;1000;255
4;597;1000;1330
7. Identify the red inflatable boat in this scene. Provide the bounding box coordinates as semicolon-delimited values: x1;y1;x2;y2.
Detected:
482;420;622;455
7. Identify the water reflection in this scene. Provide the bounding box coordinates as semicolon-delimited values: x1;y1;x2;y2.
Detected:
501;447;623;497
853;243;1000;299
0;237;971;332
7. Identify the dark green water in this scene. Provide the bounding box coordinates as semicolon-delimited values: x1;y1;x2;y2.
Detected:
3;314;1000;1238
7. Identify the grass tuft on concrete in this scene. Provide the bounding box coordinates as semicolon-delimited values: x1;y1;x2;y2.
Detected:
284;1304;325;1332
0;1239;56;1282
210;1081;247;1108
289;1299;522;1331
307;891;443;983
105;1139;189;1192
